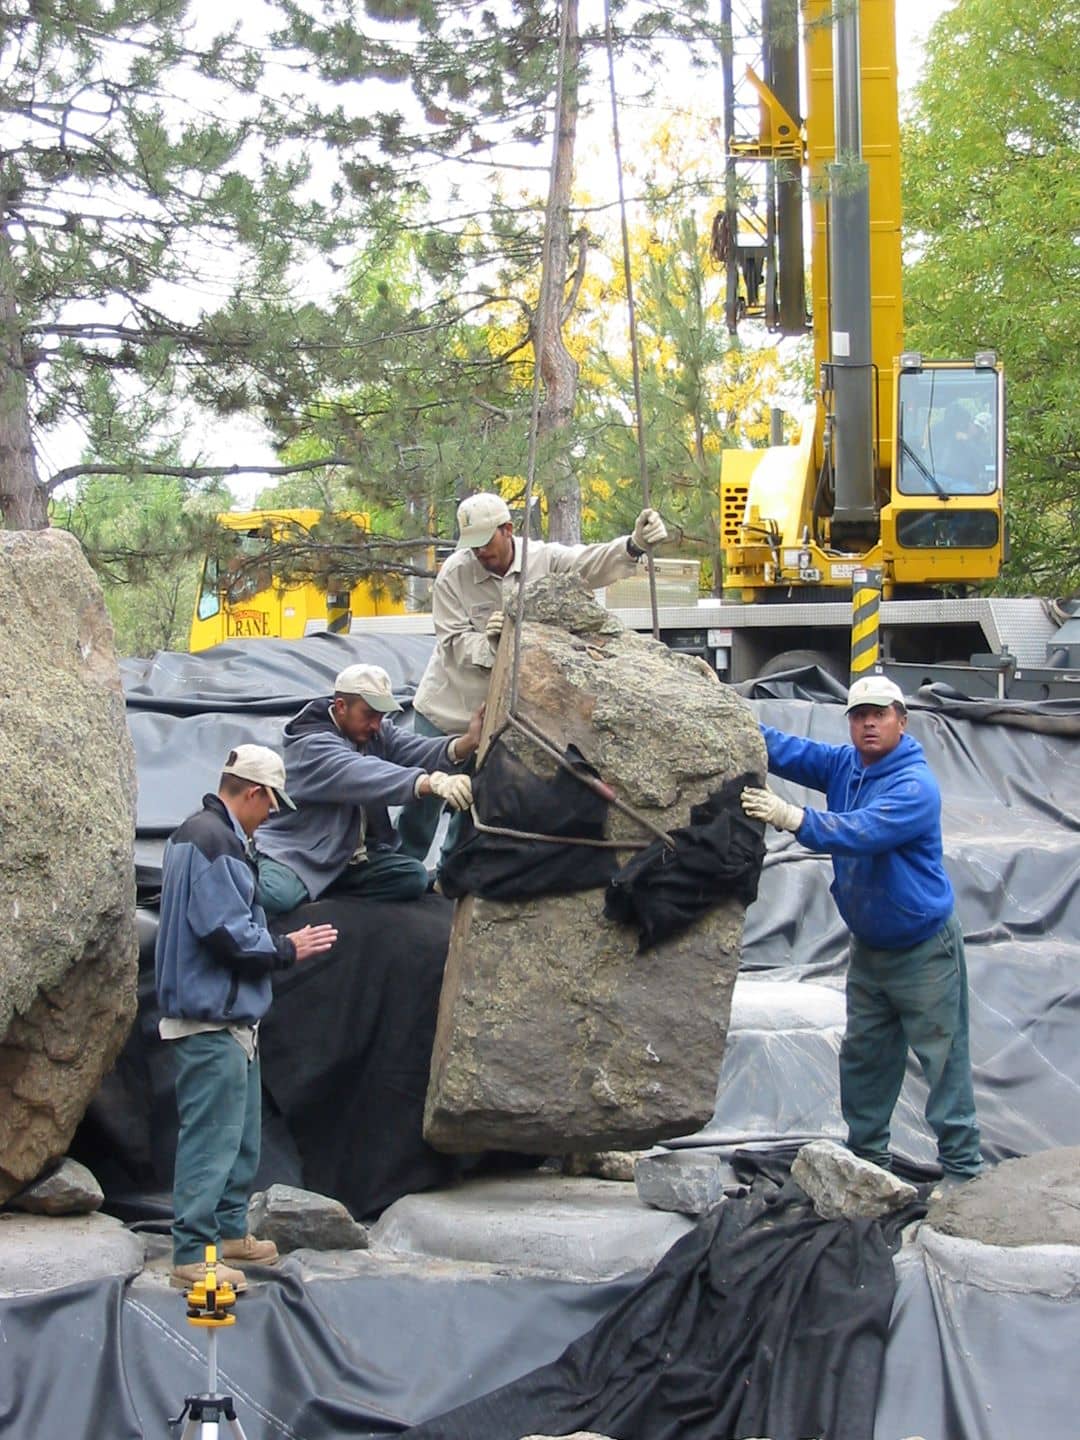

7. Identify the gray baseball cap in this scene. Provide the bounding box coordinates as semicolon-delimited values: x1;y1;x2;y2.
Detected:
221;744;295;810
333;663;402;714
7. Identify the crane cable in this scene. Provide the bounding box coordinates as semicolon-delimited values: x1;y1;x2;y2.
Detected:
508;0;572;720
483;0;674;853
603;0;661;641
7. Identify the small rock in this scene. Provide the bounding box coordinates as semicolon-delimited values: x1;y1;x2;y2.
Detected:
9;1157;104;1216
792;1139;917;1220
563;1151;642;1182
928;1148;1080;1246
634;1149;736;1215
248;1184;369;1253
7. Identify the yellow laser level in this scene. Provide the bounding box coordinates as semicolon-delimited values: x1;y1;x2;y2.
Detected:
169;1245;249;1439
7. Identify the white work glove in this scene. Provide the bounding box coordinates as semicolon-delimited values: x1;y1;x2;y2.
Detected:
485;610;504;648
631;507;668;549
740;785;804;834
428;771;474;812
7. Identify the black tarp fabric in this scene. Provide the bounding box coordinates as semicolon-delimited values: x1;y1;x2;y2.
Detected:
121;632;438;715
6;1213;1078;1440
70;894;463;1221
261;896;464;1218
603;776;766;951
401;1182;907;1440
438;738;618;901
0;1187;908;1440
35;636;1080;1440
875;1225;1080;1440
0;1266;639;1440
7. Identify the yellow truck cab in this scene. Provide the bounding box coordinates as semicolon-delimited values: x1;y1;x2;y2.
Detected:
189;509;404;652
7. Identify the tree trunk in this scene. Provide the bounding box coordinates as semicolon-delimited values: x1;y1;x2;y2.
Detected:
536;0;581;545
0;231;47;530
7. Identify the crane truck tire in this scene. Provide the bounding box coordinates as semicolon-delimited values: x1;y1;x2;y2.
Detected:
755;648;847;683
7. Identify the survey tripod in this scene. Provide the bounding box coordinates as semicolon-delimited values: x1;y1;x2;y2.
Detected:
169;1246;249;1440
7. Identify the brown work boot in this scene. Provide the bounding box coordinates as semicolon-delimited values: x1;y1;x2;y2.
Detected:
219;1234;280;1267
170;1259;248;1292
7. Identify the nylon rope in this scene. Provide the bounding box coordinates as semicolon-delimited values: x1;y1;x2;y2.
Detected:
604;0;661;639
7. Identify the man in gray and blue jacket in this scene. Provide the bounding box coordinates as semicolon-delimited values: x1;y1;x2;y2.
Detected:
255;662;483;912
156;744;337;1291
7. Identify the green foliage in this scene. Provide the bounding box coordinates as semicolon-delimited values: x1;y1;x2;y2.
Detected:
1;0;385;527
902;0;1080;594
3;0;741;615
52;461;231;655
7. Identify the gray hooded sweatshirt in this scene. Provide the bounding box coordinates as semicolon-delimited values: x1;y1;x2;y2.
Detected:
255;697;457;899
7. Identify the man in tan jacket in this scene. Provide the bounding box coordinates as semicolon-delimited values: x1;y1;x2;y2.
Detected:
397;492;667;864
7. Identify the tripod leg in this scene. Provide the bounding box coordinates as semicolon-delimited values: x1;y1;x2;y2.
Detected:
225;1415;250;1440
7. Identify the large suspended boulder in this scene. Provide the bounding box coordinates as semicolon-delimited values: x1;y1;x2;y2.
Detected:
0;530;138;1203
425;575;765;1153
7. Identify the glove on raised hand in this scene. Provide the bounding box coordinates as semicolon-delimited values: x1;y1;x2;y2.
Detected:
740;785;804;833
428;771;474;811
485;610;504;647
631;507;668;549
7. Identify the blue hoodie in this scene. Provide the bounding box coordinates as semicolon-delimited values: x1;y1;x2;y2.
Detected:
762;724;954;949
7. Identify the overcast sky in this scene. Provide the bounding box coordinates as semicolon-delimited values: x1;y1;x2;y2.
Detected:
40;0;952;506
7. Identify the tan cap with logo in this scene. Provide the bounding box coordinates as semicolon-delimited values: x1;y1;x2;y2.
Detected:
456;492;512;549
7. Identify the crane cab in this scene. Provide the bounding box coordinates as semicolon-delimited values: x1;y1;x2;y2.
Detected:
883;355;1005;586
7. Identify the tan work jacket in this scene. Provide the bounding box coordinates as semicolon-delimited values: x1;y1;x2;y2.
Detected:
413;534;640;733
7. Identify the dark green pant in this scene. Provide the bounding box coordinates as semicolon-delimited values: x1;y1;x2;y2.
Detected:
840;911;982;1178
257;850;429;913
325;851;429;902
169;1029;261;1265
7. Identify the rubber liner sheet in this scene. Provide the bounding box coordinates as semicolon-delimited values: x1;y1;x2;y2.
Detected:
13;640;1077;1440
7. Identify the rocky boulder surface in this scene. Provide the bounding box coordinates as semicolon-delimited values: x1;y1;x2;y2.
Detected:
425;576;764;1153
0;529;138;1203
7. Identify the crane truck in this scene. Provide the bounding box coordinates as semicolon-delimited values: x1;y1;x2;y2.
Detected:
346;0;1080;694
601;0;1078;697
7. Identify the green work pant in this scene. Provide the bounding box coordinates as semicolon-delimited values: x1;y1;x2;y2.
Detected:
324;851;429;902
169;1029;261;1265
256;855;309;915
256;850;429;914
840;911;982;1178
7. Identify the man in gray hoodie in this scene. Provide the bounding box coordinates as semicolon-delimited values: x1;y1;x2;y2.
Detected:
255;663;482;913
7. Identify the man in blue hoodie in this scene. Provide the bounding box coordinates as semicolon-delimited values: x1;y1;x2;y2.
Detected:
255;662;483;913
156;745;338;1291
740;676;982;1189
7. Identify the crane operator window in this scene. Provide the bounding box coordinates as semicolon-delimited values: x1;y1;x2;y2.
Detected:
896;369;1000;499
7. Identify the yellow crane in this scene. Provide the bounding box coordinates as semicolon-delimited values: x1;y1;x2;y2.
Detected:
718;0;1005;628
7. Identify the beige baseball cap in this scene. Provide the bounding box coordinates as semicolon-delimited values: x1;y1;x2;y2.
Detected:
845;675;907;713
333;662;402;713
456;492;512;549
221;744;295;811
